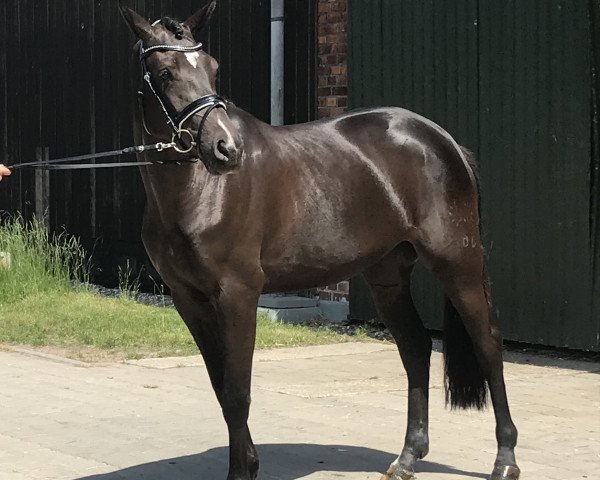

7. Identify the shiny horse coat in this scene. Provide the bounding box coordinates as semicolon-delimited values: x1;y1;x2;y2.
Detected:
119;2;520;480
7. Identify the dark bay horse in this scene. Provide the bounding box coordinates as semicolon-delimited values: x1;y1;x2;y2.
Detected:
118;2;519;479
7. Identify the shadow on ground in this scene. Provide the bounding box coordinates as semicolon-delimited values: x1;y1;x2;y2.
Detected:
77;443;486;480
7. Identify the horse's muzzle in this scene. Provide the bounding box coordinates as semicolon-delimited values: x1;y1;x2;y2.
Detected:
197;131;242;174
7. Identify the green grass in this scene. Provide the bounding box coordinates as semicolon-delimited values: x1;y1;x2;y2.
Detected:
0;215;87;307
0;215;369;360
0;290;366;359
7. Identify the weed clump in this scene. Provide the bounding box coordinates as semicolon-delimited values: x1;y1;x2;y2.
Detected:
0;215;88;306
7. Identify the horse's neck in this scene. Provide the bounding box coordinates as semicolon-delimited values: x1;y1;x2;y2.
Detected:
132;119;211;218
134;105;271;221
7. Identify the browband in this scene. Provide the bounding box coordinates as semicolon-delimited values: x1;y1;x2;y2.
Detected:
140;42;204;60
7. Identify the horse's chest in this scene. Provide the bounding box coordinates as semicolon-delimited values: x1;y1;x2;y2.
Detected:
142;223;213;291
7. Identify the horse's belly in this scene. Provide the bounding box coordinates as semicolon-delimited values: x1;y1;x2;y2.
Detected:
261;230;401;293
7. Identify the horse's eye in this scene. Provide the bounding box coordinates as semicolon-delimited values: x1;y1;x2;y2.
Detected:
159;69;172;81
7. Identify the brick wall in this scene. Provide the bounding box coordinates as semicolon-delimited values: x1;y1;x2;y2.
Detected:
317;0;348;119
316;0;349;303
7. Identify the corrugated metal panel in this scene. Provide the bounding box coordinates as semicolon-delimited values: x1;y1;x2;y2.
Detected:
284;0;316;124
591;0;600;345
348;0;598;350
479;0;592;348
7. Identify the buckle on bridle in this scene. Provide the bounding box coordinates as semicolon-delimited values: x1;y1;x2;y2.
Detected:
172;129;196;154
155;142;174;152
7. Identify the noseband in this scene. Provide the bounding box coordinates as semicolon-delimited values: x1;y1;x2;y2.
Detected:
139;41;227;154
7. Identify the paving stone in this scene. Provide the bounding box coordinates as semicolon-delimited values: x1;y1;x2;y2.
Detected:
0;344;598;479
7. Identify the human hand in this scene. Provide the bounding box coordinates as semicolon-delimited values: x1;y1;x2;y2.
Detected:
0;164;11;182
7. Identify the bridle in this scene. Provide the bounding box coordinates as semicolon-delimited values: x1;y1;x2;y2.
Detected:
7;38;230;172
138;40;228;154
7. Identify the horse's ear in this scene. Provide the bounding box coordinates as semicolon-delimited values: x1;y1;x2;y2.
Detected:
183;1;217;37
119;1;153;41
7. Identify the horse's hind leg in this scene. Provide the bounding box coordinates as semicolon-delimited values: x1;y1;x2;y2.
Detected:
422;238;520;480
363;243;432;480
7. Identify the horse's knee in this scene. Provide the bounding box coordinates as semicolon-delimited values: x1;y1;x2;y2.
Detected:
222;391;252;428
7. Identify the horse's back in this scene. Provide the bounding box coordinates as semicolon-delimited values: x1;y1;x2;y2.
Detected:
276;106;477;228
255;106;476;193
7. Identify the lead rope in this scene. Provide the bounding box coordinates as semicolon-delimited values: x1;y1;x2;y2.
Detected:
7;141;197;171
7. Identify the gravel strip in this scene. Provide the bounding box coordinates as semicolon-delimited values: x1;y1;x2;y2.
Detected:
83;284;175;308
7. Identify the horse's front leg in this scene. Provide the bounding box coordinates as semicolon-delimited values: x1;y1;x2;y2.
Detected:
213;279;261;480
172;282;260;480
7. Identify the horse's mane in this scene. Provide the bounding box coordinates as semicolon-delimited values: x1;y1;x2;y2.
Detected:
159;17;185;39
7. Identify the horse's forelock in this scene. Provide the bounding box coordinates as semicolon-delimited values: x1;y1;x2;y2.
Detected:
159;17;185;40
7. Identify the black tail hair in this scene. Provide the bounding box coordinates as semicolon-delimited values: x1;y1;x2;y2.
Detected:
443;146;489;410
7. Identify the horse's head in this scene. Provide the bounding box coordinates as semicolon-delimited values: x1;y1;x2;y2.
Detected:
119;1;243;174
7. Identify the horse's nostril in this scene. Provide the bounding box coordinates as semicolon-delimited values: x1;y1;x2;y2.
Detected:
217;141;230;159
214;139;237;163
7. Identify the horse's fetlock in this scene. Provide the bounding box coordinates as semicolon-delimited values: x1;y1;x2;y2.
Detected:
497;423;518;448
405;429;429;459
248;454;259;478
412;439;429;459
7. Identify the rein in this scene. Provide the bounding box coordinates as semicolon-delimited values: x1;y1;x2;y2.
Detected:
7;142;197;171
7;39;226;172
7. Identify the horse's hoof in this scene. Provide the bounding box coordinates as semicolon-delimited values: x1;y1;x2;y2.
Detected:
380;467;416;480
490;464;520;480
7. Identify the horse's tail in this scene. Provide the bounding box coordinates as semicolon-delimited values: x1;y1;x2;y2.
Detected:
443;146;489;411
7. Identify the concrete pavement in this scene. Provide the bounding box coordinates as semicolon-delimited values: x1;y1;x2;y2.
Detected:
0;342;598;480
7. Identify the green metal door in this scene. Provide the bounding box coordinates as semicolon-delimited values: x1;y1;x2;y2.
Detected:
348;0;599;351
